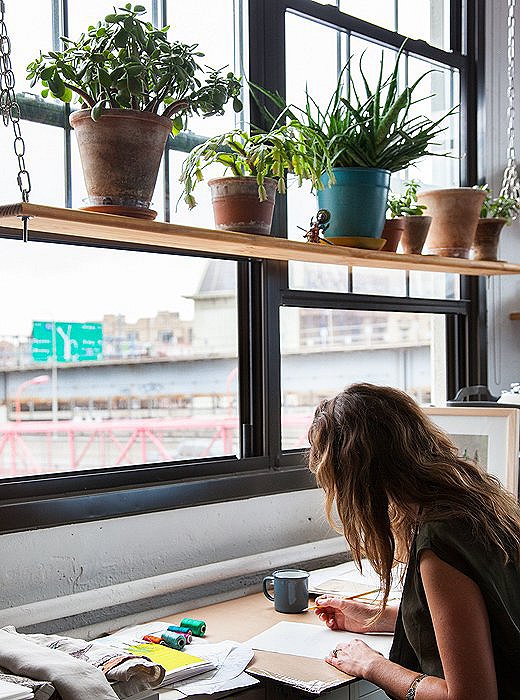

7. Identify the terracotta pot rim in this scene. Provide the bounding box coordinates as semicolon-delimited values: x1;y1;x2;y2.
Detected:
69;108;172;129
403;214;432;220
207;176;277;186
478;217;508;223
418;187;486;197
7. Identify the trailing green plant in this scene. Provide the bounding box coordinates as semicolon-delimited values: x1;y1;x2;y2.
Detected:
252;46;456;189
475;185;519;224
180;125;314;208
387;180;427;217
27;4;242;133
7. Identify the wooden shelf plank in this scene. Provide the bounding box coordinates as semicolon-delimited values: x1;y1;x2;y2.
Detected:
1;202;520;277
510;313;520;320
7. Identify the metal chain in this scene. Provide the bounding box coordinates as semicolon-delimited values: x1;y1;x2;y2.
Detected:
500;0;520;209
0;0;31;204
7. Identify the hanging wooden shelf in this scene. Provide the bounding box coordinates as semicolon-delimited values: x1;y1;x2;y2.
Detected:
1;202;520;277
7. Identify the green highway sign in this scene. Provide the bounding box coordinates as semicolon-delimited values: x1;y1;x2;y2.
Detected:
32;321;103;363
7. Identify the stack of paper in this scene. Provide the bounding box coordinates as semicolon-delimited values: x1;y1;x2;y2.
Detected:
0;680;33;699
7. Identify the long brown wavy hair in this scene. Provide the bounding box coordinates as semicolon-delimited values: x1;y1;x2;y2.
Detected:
308;383;520;610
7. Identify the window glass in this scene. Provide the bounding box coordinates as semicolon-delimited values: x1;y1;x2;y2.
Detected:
339;0;395;31
0;243;239;477
397;0;450;50
9;0;54;94
281;308;447;449
166;0;239;137
68;1;154;38
0;121;65;206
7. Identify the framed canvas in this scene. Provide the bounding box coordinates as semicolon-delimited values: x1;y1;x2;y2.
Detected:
425;407;519;495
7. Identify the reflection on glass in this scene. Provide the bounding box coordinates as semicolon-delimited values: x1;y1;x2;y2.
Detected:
409;271;460;300
0;243;239;477
281;308;446;448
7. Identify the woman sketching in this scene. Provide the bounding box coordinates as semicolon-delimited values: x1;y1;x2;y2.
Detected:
309;383;520;700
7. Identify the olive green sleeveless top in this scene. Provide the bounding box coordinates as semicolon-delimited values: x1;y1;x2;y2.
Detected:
389;519;520;699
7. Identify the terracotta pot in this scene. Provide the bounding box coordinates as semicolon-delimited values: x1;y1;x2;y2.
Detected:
381;218;404;252
70;108;172;220
471;218;507;261
208;176;277;235
417;188;486;258
400;215;432;255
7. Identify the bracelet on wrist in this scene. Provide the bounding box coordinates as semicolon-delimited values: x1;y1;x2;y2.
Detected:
405;673;428;700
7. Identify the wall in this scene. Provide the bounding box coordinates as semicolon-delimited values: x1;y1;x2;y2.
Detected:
0;488;339;634
486;0;520;394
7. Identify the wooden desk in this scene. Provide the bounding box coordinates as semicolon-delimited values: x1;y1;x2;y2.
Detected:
154;593;389;699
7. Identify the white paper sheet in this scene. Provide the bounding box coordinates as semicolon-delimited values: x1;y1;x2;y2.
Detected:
0;680;33;700
247;621;394;660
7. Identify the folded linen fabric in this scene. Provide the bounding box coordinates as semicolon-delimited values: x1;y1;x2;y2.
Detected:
1;627;164;699
0;629;118;700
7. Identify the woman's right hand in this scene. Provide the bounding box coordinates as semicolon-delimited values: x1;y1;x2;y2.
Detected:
314;595;397;634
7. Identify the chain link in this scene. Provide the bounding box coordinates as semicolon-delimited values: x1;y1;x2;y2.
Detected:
0;0;31;203
500;0;520;210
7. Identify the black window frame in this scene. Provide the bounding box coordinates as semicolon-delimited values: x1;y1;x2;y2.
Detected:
0;0;485;533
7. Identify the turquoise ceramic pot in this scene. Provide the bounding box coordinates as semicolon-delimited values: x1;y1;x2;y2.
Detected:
317;167;391;238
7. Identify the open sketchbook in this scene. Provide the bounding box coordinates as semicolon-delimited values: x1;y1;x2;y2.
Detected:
247;621;394;661
123;643;214;685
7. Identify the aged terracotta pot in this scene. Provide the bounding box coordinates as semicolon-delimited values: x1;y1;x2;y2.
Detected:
70;108;172;220
418;188;486;258
381;218;405;252
208;176;277;235
471;217;507;261
401;215;432;255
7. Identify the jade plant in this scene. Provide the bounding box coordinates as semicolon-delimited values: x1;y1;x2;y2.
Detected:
476;185;519;224
27;4;242;133
253;47;456;189
180;125;313;208
387;180;427;218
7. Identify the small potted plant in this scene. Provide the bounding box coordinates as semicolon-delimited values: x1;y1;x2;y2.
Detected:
385;180;432;254
256;49;454;246
27;4;242;219
180;125;311;235
417;186;487;258
470;186;519;261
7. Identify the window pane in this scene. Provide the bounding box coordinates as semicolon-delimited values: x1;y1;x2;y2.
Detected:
9;0;54;94
404;57;460;188
398;0;450;50
339;0;395;31
68;0;153;37
281;308;446;448
0;243;239;477
166;0;239;136
409;271;460;300
0;122;65;206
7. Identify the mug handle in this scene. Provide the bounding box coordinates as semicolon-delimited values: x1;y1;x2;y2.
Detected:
262;576;275;601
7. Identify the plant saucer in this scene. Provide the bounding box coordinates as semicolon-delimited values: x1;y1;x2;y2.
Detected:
327;236;386;250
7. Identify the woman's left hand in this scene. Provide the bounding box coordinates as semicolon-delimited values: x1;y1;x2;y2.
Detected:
325;639;383;679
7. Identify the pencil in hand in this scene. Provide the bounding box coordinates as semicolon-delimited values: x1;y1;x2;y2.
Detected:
308;587;380;610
